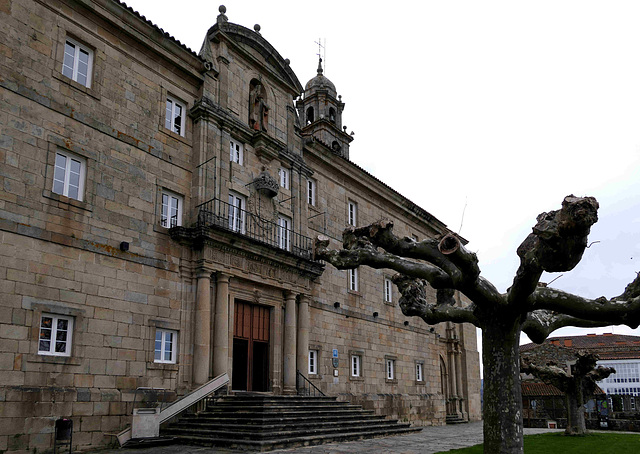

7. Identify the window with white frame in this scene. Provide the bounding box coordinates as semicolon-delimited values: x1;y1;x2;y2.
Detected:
38;314;73;356
351;354;361;377
53;151;85;201
309;349;318;375
154;328;177;364
161;190;182;227
386;358;396;380
62;38;93;87
416;362;424;382
165;97;185;136
228;192;245;233
307;179;316;205
277;215;291;250
348;200;357;226
230;139;243;165
349;268;358;292
279;168;290;189
384;278;393;303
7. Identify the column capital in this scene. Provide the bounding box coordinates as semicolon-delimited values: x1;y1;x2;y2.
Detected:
298;294;311;304
216;272;231;283
284;290;297;302
196;268;213;279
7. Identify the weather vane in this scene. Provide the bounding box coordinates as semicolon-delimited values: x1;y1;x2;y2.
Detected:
314;38;326;71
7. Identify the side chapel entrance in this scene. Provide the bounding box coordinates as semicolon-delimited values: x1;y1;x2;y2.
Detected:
232;301;270;391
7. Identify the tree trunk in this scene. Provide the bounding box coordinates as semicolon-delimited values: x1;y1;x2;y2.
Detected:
482;318;524;453
565;382;587;435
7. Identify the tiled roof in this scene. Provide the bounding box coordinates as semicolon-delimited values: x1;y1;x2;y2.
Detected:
521;333;640;359
521;382;564;396
521;381;605;397
114;1;200;59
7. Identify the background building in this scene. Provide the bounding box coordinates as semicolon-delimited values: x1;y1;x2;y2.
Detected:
0;0;480;451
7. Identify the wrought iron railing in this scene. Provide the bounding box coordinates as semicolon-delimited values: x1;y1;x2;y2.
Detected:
296;369;325;396
197;198;314;260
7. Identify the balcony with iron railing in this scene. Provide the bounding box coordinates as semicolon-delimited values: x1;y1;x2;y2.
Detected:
195;198;314;260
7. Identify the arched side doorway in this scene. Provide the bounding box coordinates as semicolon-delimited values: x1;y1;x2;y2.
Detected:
232;300;270;392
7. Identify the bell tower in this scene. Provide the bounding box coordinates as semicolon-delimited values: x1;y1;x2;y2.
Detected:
297;58;353;159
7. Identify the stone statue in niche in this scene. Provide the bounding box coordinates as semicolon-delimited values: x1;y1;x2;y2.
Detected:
249;81;269;131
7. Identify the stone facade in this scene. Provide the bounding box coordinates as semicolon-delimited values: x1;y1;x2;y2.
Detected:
0;0;481;452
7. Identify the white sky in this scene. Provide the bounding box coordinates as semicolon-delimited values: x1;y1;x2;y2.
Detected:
121;0;640;368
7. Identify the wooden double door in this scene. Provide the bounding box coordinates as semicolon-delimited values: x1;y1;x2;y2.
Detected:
232;301;270;391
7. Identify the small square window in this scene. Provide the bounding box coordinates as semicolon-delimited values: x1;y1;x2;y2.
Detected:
348;200;357;226
279;168;290;189
230;139;244;165
228;191;246;233
165;96;185;136
53;151;86;201
384;278;393;303
38;314;73;357
62;38;93;88
307;179;316;205
349;268;358;292
278;215;291;251
351;355;361;377
416;362;424;382
386;358;395;380
309;349;318;375
161;190;183;227
154;328;177;364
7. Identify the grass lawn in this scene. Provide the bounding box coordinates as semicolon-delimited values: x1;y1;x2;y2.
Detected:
436;432;640;453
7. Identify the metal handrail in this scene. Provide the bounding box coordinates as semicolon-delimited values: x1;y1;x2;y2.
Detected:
296;369;325;397
196;198;314;260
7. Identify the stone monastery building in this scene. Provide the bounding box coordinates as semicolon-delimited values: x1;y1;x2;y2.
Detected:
0;0;481;451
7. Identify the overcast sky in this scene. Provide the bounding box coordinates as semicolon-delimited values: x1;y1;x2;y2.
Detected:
121;0;640;354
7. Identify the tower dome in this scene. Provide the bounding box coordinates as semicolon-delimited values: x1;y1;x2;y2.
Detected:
304;58;336;98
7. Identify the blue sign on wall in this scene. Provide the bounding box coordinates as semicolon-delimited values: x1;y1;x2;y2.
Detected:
332;349;338;358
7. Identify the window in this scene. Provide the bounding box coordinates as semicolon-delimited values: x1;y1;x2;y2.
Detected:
349;268;358;292
384;278;393;303
348;200;357;226
307;179;316;205
351;355;361;377
386;358;395;380
228;192;245;233
277;215;291;251
309;350;318;375
165;97;185;136
416;362;424;382
279;168;290;189
161;190;182;227
230;139;243;165
38;314;73;356
53;151;85;201
62;38;93;87
154;328;177;364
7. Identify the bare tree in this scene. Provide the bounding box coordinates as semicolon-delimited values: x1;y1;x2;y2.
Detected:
520;344;614;435
314;195;640;454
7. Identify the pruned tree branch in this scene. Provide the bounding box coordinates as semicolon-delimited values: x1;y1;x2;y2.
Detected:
527;276;640;330
393;276;480;326
509;195;599;304
522;309;619;344
315;235;453;288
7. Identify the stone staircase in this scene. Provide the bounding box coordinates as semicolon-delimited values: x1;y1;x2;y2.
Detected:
446;414;468;424
160;394;422;451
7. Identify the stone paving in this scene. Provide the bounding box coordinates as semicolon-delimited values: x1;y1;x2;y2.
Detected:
96;422;563;454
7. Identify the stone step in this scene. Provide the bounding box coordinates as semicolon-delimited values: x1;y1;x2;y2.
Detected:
161;394;422;451
168;417;397;433
165;426;422;451
177;413;387;425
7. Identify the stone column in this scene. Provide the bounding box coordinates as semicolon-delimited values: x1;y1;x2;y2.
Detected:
455;347;466;418
213;273;230;378
296;294;310;378
193;269;212;385
283;291;297;394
